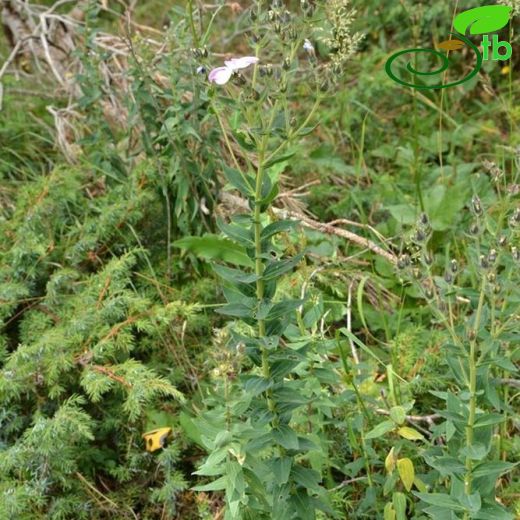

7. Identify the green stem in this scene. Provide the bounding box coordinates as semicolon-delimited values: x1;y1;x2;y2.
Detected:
464;279;486;504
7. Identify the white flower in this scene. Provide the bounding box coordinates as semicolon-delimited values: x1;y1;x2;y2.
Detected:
303;39;315;54
208;56;259;85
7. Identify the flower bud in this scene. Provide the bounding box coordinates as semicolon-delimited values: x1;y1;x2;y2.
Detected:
480;255;489;269
511;246;519;262
468;329;476;341
412;267;421;280
444;272;453;284
471;195;483;217
487;272;496;283
282;57;291;70
413;229;426;243
423;252;433;266
419;212;429;226
487;249;497;264
397;254;409;270
498;235;507;247
469;223;480;236
450;259;458;273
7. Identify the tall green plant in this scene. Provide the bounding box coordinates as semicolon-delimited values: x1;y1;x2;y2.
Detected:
190;1;362;518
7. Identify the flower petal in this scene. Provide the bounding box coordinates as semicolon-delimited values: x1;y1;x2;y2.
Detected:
224;56;259;71
208;66;233;85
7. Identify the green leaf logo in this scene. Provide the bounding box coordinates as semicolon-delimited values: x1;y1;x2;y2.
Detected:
454;5;512;35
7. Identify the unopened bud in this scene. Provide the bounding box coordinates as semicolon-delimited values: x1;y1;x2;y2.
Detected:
450;259;458;273
498;235;507;247
472;195;483;217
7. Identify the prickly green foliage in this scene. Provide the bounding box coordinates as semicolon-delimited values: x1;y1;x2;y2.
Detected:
0;153;196;518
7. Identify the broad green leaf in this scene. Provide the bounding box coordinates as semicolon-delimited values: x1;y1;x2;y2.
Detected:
271;456;292;485
174;235;254;267
222;165;254;197
266;299;305;321
397;458;415;492
474;413;505;428
414;493;465;511
217;218;254;247
291;465;322;492
390;406;406;425
261;219;299;241
215;302;254;318
212;264;258;284
425;455;466;476
472;461;516;478
264;151;296;169
454;6;512;35
242;375;273;396
365;420;395;440
262;253;304;281
273;425;300;450
393;492;407;520
192;475;227;491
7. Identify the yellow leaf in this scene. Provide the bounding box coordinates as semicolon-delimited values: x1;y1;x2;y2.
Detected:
385;447;397;474
436;39;465;51
142;427;172;452
384;503;396;520
397;458;415;492
397;426;425;441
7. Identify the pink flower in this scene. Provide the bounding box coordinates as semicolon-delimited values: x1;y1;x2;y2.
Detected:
208;56;259;85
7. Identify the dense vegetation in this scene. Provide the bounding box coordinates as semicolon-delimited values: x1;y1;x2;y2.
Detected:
0;1;518;518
